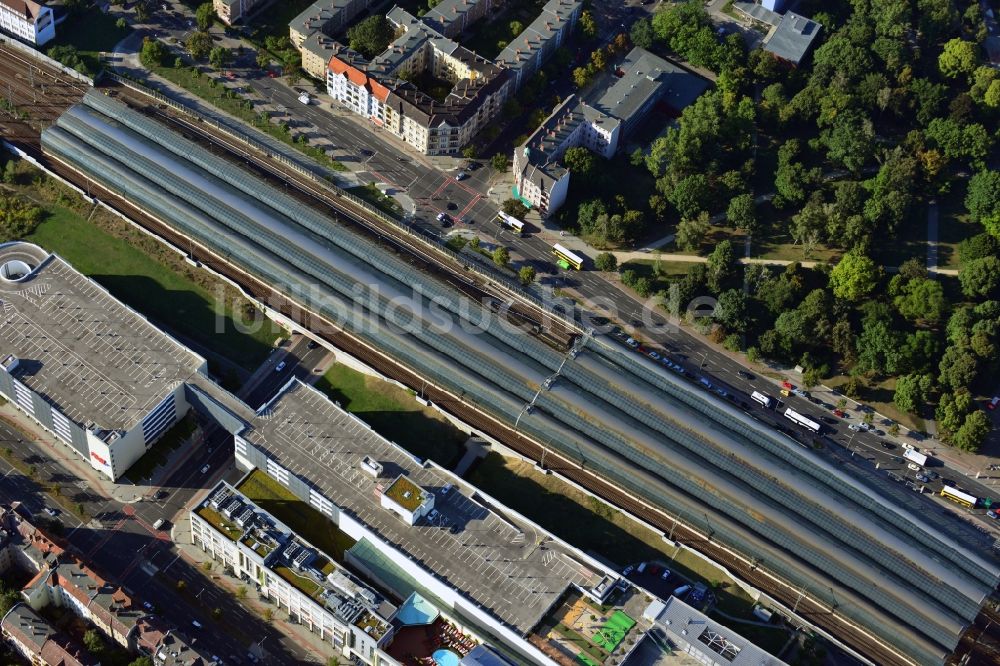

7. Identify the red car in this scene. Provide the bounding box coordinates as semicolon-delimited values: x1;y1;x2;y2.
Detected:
833;409;846;418
781;381;794;390
988;397;999;411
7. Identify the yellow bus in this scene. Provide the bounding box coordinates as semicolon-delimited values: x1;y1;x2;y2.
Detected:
496;211;525;236
552;243;583;270
940;485;977;508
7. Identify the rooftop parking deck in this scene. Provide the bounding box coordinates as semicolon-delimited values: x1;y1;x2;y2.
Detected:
241;380;609;633
0;242;206;432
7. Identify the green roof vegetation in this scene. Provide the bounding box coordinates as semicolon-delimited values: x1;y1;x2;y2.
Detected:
355;611;387;640
273;564;321;599
238;470;357;562
196;505;241;542
383;475;425;512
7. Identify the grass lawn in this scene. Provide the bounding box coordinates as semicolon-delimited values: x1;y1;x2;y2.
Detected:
238;469;357;561
936;194;981;270
123;416;197;483
750;204;839;263
149;63;346;172
348;183;403;218
314;364;467;467
25;202;283;373
824;375;926;433
46;6;131;74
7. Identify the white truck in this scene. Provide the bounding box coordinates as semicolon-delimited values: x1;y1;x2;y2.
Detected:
297;92;311;105
903;448;927;466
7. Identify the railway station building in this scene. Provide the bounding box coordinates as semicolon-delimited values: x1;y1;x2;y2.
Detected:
0;242;208;481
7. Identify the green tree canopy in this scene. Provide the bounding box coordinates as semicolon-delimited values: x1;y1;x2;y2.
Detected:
891;276;949;325
893;373;933;414
594;252;617;272
829;250;880;302
139;37;167;68
936;389;973;433
492;246;510;268
208;46;232;69
562;147;597;182
0;195;42;241
953;410;990;452
965;169;1000;223
518;265;536;286
938;38;980;78
959;256;1000;298
706;239;738;294
187;31;212;60
726;193;758;233
347;15;395;59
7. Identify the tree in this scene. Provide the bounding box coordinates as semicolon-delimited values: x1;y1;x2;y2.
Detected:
501;198;527;218
492;246;510;268
236;585;247;600
829;251;879;302
490;153;509;172
959;233;1000;263
83;629;103;655
347;15;395;59
572;67;591;89
726;193;758;234
139;37;167;68
563;147;597;182
706;240;738;294
630;18;654;49
715;289;750;334
938;344;978;389
578;10;597;39
821;111;875;175
965;170;1000;223
209;46;232;70
668;173;711;219
518;265;536;286
953;411;990;452
0;195;42;241
187;31;212;61
936;390;972;434
134;0;152;21
129;658;155;666
509;20;524;37
195;2;214;31
116;17;127;30
959;256;1000;298
893;373;933;414
893;277;949;324
176;579;187;591
263;608;273;623
938;38;980;78
594;252;617;272
675;211;709;251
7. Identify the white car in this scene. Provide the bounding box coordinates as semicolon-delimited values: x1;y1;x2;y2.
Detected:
275;361;287;372
907;462;921;472
200;464;210;474
143;601;154;611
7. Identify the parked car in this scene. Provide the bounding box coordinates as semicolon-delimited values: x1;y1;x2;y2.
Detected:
455;171;468;180
915;473;930;483
849;423;862;431
698;376;712;389
907;462;922;471
43;507;58;517
200;464;210;474
781;381;794;390
880;441;896;450
622;564;635;576
988;397;999;411
661;568;671;580
274;361;286;372
647;350;660;361
791;388;808;398
832;408;846;418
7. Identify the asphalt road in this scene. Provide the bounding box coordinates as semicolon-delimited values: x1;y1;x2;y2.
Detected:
241;334;331;410
0;417;316;664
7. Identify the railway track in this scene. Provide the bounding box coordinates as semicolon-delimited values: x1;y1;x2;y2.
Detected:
120;90;578;351
0;45;87;147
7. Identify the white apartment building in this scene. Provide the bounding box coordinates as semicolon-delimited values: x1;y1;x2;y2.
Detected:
0;0;55;46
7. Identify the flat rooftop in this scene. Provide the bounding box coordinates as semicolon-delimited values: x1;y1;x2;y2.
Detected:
240;380;606;633
0;242;206;432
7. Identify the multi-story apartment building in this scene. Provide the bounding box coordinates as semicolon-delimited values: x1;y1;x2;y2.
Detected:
325;7;509;155
0;0;55;46
213;0;269;26
496;0;581;93
289;0;374;79
422;0;500;38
